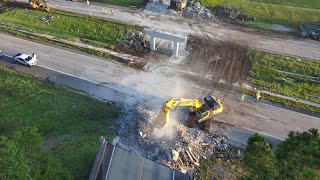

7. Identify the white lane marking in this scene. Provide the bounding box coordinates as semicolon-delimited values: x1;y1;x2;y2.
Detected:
137;157;144;180
172;170;175;180
3;43;13;47
261;102;320;119
249;113;270;120
78;64;96;70
105;145;116;180
38;53;49;57
2;54;13;58
227;123;286;141
37;64;100;84
36;64;133;97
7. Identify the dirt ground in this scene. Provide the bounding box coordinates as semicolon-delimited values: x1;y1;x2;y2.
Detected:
183;35;251;85
0;1;28;12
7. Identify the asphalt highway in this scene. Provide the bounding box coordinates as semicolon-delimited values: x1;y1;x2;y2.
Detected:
1;33;319;140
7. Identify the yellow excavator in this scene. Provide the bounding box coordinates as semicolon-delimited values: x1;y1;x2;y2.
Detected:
29;0;51;12
170;0;187;11
155;95;223;131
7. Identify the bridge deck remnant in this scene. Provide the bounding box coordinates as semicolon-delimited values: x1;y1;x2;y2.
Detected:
144;28;187;57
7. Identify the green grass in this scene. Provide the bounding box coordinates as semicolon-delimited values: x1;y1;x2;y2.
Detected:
237;20;274;30
0;66;119;179
249;52;320;104
237;19;297;32
0;25;116;60
195;156;247;179
93;0;144;7
0;3;139;51
249;0;320;10
200;0;320;26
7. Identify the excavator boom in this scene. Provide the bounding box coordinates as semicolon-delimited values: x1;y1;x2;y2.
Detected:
154;97;202;127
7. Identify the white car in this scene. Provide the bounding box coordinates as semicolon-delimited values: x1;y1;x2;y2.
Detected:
13;53;38;66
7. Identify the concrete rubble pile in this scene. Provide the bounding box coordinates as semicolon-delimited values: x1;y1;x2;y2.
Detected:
162;124;231;172
120;31;149;51
27;12;55;24
145;2;177;15
298;23;320;41
212;6;256;21
183;2;212;18
41;16;54;24
117;102;237;173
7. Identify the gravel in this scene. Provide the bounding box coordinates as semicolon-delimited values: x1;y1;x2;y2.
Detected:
212;6;256;21
183;2;212;19
145;3;177;15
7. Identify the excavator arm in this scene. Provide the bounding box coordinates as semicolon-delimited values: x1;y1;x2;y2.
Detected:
154;97;202;127
43;0;50;12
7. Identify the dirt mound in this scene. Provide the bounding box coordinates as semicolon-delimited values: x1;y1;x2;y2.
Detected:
212;6;255;21
0;2;30;13
116;31;151;57
183;35;251;85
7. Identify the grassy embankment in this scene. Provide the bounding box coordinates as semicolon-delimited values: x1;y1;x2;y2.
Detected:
247;52;320;112
0;66;119;179
250;0;320;9
195;156;247;179
0;2;139;56
93;0;144;7
200;0;320;28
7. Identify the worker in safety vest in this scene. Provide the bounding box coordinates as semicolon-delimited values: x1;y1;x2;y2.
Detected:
255;90;261;101
240;94;245;102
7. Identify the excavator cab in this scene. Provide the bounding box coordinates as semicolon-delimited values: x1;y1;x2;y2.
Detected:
196;96;223;123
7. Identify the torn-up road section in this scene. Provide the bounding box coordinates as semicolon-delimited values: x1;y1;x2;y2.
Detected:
183;35;251;85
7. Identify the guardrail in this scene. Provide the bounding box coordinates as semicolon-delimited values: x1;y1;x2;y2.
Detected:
89;136;107;180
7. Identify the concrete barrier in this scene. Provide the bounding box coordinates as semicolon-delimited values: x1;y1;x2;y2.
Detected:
89;137;107;180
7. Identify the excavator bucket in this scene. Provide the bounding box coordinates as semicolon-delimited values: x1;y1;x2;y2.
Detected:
29;0;50;12
30;1;41;9
154;108;169;127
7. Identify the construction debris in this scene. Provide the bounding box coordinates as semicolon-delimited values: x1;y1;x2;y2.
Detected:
41;16;54;24
183;2;212;18
298;23;320;41
212;6;256;21
27;12;55;24
145;2;177;15
117;31;150;56
116;101;240;173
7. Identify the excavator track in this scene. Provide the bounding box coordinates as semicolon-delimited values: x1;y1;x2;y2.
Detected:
203;118;211;132
186;113;196;128
187;113;211;132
